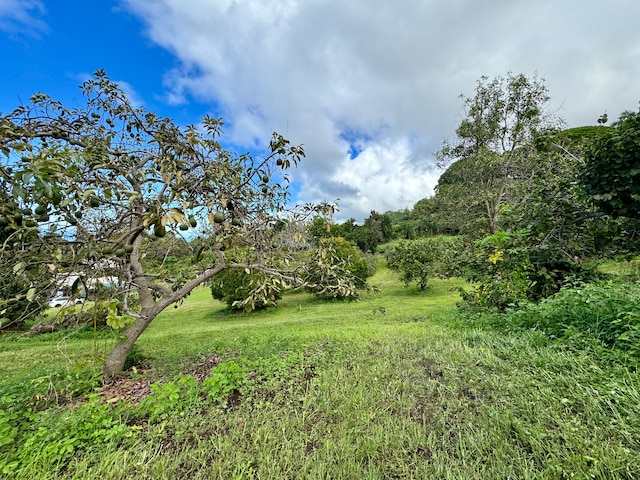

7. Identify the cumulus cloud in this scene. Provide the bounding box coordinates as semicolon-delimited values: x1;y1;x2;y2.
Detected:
0;0;47;36
319;138;441;221
120;0;640;220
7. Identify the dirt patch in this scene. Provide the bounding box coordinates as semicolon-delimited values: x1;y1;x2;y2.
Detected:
98;375;154;404
181;353;225;381
458;385;484;402
97;353;225;404
418;357;444;379
415;445;432;460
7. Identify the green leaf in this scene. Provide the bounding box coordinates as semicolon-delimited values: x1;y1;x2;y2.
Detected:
26;288;36;302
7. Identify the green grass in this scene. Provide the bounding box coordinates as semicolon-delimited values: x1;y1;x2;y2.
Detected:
597;255;640;278
2;261;640;479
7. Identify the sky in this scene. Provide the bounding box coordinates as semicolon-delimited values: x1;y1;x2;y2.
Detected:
1;0;639;222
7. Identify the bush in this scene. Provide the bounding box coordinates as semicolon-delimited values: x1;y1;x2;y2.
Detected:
501;281;640;357
385;236;463;291
304;237;370;300
210;267;283;311
460;230;599;313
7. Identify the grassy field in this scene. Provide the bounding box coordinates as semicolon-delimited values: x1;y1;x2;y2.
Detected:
1;262;639;479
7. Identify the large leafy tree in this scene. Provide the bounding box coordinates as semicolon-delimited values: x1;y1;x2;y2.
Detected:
582;106;640;219
437;73;559;234
0;71;342;378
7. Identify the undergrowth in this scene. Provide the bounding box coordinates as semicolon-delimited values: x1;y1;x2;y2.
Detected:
473;280;640;362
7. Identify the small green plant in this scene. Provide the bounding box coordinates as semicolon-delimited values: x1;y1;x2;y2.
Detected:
203;359;247;402
0;388;130;475
142;374;199;421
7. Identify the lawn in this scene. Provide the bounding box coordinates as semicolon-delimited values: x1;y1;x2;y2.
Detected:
1;262;639;479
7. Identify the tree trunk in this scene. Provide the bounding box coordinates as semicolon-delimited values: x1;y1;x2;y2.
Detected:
102;313;155;379
101;264;229;379
485;199;498;234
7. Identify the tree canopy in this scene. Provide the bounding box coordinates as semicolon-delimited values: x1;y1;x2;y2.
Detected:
582;106;640;219
0;70;348;377
436;72;558;234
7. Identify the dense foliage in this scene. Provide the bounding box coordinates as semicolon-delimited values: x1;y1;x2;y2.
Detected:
495;281;640;358
436;72;559;235
582;106;640;219
304;237;373;300
308;210;393;253
210;250;283;311
385;237;463;291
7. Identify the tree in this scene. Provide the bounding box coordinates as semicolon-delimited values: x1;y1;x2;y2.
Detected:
344;211;393;253
409;197;440;236
0;186;62;329
437;73;559;234
431;156;502;237
210;248;283;311
304;237;371;299
459;129;626;311
0;240;53;330
0;71;347;378
385;237;462;291
364;211;392;243
308;211;393;254
582;106;640;219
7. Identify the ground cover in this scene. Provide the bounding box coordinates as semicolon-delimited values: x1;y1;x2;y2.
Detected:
1;262;639;479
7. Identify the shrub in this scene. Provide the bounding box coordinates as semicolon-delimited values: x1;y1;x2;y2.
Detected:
385;236;463;291
210;267;283;311
501;281;640;357
460;230;599;312
304;237;369;300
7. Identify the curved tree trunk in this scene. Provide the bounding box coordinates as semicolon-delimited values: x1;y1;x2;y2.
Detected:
102;313;156;379
101;264;227;379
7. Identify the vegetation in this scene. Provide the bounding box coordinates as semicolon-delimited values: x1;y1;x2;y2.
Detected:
582;105;640;219
436;72;559;235
1;263;639;478
308;210;393;253
1;71;640;478
303;237;373;300
499;280;640;356
0;71;351;377
210;249;284;311
385;236;463;290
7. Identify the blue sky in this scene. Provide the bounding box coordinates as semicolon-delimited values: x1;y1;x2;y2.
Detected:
2;0;640;221
1;2;202;125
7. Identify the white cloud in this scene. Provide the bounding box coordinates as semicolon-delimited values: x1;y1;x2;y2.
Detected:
320;137;441;222
121;0;640;221
0;0;46;35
